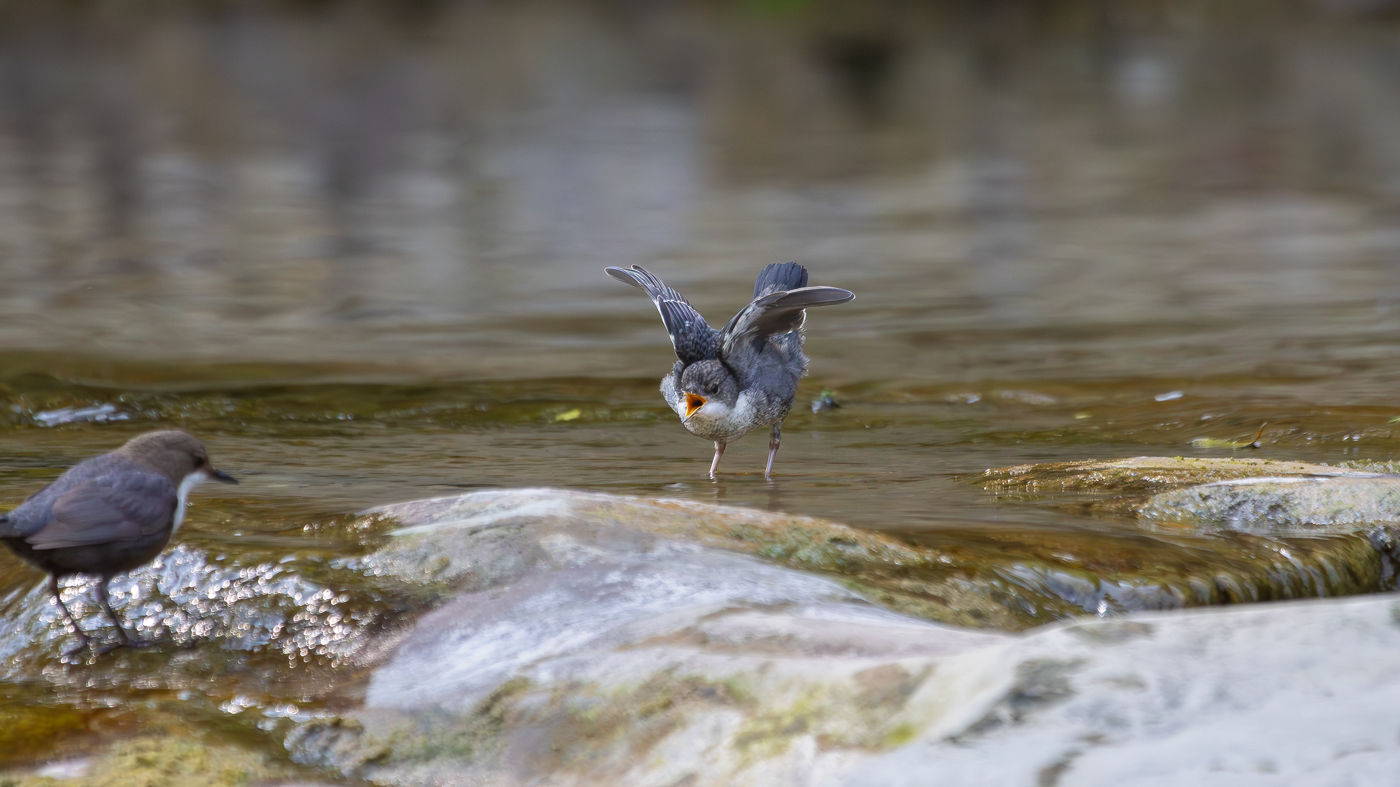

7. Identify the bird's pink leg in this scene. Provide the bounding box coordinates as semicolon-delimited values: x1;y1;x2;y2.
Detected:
764;425;782;479
709;441;726;479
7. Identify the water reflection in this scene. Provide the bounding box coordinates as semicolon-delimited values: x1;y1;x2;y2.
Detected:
0;1;1391;383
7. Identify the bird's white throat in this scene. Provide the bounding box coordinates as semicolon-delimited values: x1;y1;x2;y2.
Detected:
683;398;731;425
684;392;756;425
173;471;210;532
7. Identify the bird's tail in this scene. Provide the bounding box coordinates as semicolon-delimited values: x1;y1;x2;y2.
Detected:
753;262;809;298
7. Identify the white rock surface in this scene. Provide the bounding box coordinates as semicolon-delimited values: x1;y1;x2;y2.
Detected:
294;489;1400;787
846;597;1400;787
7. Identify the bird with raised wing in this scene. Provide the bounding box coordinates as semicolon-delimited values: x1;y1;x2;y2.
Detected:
0;430;238;655
606;262;854;479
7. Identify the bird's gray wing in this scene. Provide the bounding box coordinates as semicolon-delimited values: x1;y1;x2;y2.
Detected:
720;286;855;358
24;472;177;550
605;265;721;366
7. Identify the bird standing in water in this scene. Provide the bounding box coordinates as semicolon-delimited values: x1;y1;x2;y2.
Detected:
606;262;854;479
0;430;238;655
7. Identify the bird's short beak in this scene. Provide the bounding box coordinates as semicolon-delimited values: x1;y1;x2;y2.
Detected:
684;393;706;420
210;468;239;485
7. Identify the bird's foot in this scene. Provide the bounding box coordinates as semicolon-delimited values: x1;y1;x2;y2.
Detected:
61;634;92;657
93;638;155;657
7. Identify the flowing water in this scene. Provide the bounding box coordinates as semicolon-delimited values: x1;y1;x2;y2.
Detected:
4;0;1400;774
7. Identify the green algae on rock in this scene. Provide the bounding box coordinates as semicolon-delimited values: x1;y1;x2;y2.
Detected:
973;456;1357;517
0;733;301;787
979;456;1349;490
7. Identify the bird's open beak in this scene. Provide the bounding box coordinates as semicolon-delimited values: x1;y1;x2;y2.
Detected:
684;393;706;420
210;468;239;485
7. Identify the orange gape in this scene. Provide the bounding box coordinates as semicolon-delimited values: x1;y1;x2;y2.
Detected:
685;393;706;419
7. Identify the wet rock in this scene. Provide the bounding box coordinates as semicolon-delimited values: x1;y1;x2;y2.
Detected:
990;455;1400;535
0;536;423;776
288;489;1009;784
975;456;1400;604
981;456;1353;492
976;455;1364;517
290;489;1400;786
0;543;387;677
356;489;1036;630
1143;475;1400;531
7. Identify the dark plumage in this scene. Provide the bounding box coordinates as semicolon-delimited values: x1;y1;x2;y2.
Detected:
606;262;854;478
0;430;238;655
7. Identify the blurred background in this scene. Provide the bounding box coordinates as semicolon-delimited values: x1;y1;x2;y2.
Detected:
3;0;1400;594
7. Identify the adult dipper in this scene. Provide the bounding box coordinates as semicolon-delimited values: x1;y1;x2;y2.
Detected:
0;430;238;654
606;262;854;478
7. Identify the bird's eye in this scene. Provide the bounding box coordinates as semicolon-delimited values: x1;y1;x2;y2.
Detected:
194;457;206;468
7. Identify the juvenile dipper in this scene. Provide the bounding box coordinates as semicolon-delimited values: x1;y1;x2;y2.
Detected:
606;262;854;478
0;430;238;654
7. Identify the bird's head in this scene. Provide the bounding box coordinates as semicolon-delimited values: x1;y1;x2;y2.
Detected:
118;430;239;487
678;361;740;423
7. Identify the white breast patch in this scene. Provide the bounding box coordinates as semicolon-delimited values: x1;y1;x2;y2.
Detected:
172;471;209;532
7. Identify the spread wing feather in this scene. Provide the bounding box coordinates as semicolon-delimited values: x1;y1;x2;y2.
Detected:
24;472;176;550
605;265;721;366
720;286;855;358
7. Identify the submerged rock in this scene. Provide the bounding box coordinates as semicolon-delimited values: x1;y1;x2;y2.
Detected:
977;455;1363;517
0;732;303;787
981;455;1353;491
976;455;1400;610
284;489;1400;786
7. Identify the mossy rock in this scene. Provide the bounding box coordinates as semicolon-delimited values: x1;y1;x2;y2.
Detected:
972;456;1366;517
0;733;299;787
977;456;1350;493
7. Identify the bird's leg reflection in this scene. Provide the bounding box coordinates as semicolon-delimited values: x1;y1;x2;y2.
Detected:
764;476;783;511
